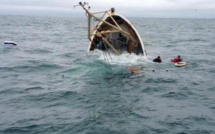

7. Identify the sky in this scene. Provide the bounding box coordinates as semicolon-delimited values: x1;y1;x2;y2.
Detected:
0;0;215;18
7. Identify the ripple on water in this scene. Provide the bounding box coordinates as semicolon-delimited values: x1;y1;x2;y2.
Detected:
1;17;215;134
162;91;187;99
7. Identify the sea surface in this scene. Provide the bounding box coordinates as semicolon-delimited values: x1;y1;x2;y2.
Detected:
0;15;215;134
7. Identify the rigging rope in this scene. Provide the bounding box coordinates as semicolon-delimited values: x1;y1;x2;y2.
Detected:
102;50;112;71
101;42;112;70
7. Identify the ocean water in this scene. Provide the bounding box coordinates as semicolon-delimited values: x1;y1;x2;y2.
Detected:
0;15;215;134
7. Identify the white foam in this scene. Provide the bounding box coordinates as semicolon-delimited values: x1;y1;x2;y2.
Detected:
98;52;149;66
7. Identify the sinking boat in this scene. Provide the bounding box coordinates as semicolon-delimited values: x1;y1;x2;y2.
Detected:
76;2;147;56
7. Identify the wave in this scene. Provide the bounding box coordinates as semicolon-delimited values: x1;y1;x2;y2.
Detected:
170;38;208;44
0;64;62;73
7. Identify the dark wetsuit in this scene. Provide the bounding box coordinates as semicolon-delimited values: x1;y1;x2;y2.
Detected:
153;58;162;63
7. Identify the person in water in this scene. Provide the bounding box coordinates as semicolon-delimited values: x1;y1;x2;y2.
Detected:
128;67;140;74
153;56;162;63
97;38;106;50
172;55;182;62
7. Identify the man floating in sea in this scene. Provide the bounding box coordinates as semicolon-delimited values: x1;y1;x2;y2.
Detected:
171;55;182;63
153;56;162;63
127;67;141;74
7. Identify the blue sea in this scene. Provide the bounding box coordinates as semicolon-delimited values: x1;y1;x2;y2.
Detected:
0;15;215;134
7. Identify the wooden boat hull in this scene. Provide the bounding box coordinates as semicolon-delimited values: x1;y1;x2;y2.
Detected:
88;12;146;56
77;2;147;56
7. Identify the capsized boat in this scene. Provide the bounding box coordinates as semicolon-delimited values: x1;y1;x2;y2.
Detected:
4;41;17;46
76;2;147;56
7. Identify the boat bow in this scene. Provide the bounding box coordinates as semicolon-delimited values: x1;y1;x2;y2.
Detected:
76;2;147;56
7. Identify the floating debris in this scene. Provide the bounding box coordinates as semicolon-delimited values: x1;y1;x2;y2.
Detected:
4;41;17;46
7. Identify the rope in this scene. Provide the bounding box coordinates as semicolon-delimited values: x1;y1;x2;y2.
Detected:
104;42;112;60
102;49;112;71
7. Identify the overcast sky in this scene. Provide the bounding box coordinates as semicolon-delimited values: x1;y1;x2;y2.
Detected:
0;0;215;18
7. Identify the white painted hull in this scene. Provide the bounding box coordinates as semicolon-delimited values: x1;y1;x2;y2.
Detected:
88;11;147;56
